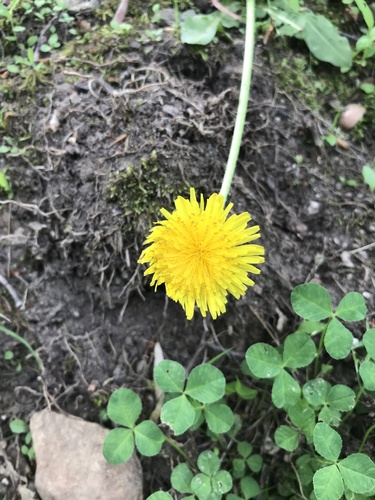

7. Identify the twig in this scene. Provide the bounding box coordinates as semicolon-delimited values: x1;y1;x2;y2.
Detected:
212;0;242;20
0;273;24;309
0;200;53;217
112;0;130;24
60;56;138;67
348;242;375;255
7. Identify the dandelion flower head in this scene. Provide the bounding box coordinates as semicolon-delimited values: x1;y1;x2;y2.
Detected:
138;188;265;320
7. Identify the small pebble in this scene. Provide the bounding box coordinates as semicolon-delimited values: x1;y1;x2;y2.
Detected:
78;19;91;32
307;200;322;216
339;103;366;130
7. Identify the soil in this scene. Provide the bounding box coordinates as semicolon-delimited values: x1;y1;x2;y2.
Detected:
0;6;374;499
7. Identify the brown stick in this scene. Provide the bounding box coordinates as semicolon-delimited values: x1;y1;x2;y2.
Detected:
112;0;130;24
212;0;242;21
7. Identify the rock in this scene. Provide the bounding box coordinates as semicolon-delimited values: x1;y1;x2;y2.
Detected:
30;411;143;500
157;8;175;27
18;485;37;500
306;200;322;216
64;0;100;13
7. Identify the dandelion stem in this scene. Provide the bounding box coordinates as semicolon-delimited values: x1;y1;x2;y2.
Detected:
220;0;256;201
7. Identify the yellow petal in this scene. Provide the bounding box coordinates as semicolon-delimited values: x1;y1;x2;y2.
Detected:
138;189;265;320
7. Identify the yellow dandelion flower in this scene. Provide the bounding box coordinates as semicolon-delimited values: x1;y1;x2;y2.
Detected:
138;188;265;320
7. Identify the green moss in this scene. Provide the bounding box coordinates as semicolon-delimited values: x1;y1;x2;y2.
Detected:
275;56;325;111
90;391;110;408
93;0;118;21
108;151;187;234
275;52;374;144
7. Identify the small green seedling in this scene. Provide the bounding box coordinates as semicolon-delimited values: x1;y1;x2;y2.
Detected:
232;442;262;479
109;20;133;34
229;442;262;498
225;378;257;401
40;27;61;52
171;450;232;499
180;1;241;46
295;154;303;165
3;349;22;371
147;493;173;500
360;82;375;94
4;350;14;361
0;136;21;154
0;170;13;197
358;329;375;390
343;0;375;63
9;418;35;460
362;164;375;192
0;325;41;371
339;175;357;187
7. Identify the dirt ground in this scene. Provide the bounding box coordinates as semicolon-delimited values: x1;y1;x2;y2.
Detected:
0;8;374;499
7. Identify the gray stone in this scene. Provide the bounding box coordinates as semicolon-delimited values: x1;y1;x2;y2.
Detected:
157;8;175;27
306;200;322;216
30;410;143;500
64;0;100;13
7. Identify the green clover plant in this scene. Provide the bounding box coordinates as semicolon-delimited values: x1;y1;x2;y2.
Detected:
171;451;233;500
9;418;35;460
362;163;375;192
103;282;375;499
154;361;234;436
313;423;375;499
102;388;165;464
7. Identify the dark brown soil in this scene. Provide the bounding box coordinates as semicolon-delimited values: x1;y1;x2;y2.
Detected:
0;14;374;500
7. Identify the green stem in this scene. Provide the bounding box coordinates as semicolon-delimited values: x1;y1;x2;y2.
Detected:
164;434;196;469
359;423;375;453
10;0;23;15
341;352;369;424
173;0;180;29
219;0;256;202
342;382;366;424
314;320;330;378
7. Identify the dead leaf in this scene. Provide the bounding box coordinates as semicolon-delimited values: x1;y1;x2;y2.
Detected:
336;137;349;150
341;251;355;268
263;23;274;45
109;134;127;147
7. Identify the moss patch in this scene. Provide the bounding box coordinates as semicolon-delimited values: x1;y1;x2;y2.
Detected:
108;151;187;234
